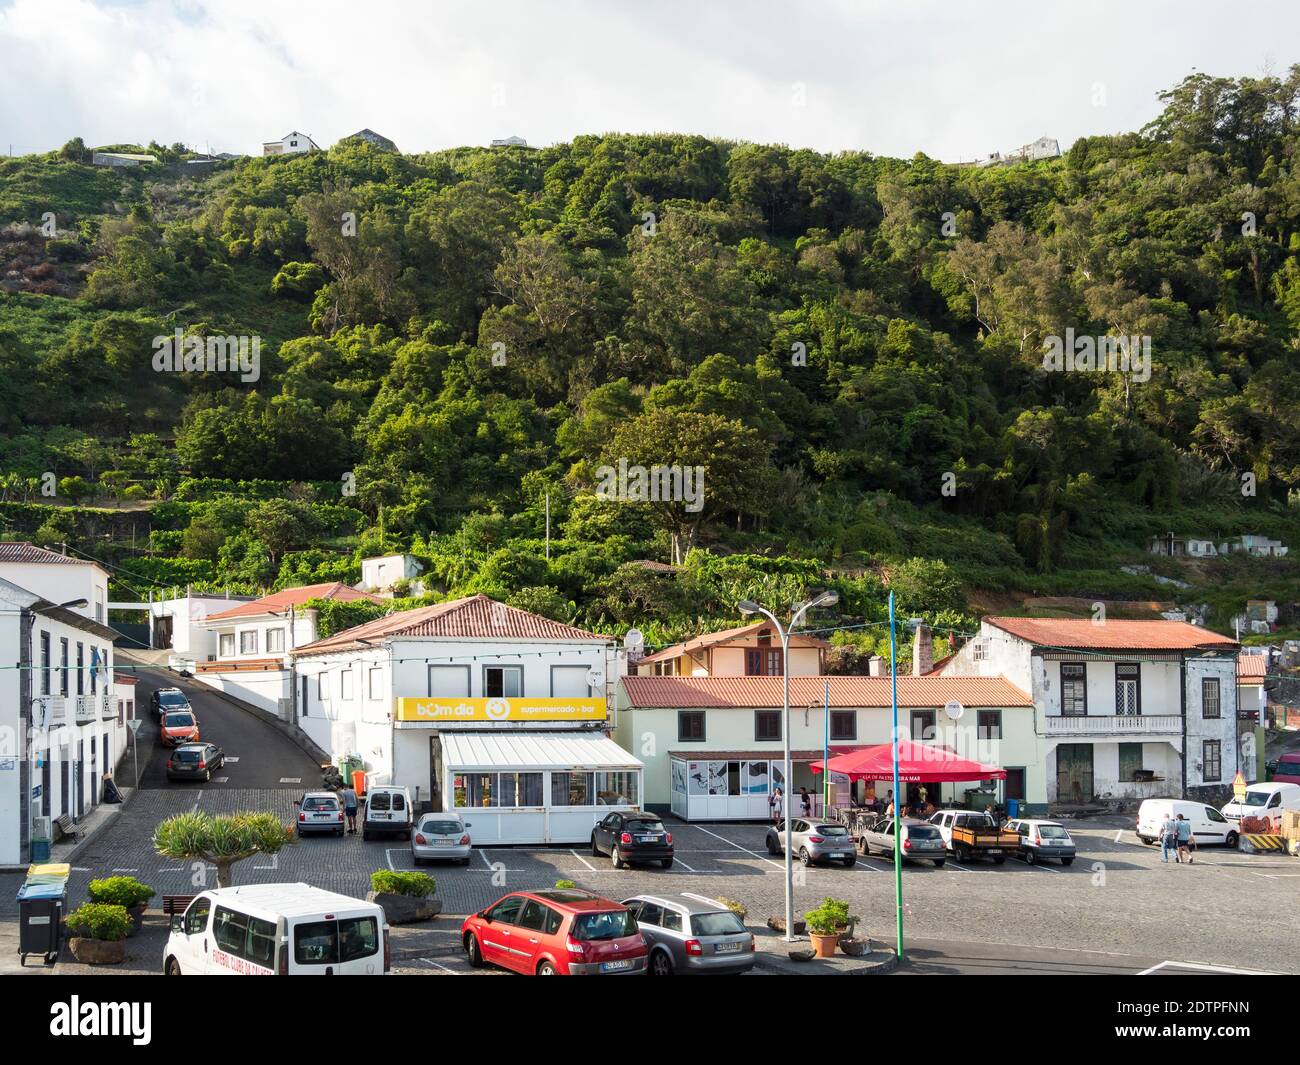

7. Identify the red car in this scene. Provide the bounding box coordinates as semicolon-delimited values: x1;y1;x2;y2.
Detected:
461;889;648;975
160;710;200;747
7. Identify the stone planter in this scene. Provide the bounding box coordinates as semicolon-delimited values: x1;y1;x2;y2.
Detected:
838;935;870;957
808;932;838;959
766;916;806;936
68;937;126;965
366;890;442;924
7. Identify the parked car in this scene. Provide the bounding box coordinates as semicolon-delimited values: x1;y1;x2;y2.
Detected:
295;792;345;837
362;785;413;841
163;883;389;975
858;817;946;866
166;742;225;782
1004;818;1077;865
928;809;1018;863
590;811;674;869
765;818;857;867
1221;781;1300;823
1135;799;1239;848
461;889;648;975
152;687;191;717
1269;752;1300;784
622;893;756;975
412;812;473;865
159;710;200;747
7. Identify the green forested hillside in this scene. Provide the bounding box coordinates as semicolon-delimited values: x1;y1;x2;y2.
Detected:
2;71;1299;652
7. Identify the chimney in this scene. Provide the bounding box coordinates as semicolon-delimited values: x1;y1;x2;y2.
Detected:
868;655;885;677
912;623;933;676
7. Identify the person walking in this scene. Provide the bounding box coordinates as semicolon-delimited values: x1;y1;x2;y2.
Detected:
340;783;359;834
799;786;812;817
1175;813;1193;864
771;786;783;826
1159;810;1177;862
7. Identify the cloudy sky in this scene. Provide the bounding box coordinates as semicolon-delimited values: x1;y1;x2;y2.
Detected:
0;0;1296;159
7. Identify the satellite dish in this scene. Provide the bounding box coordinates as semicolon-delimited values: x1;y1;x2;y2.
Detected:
944;699;965;721
624;628;644;653
586;667;606;690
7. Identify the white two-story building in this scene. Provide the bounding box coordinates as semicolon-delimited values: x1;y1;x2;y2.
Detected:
194;582;381;717
0;564;121;866
941;617;1240;806
290;594;638;844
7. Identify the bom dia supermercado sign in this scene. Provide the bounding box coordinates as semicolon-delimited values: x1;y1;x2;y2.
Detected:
395;697;606;723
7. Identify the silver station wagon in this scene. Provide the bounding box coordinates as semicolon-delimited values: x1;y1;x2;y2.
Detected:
622;893;756;976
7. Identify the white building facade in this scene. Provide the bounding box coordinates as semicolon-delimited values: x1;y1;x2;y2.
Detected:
291;595;639;844
941;617;1241;806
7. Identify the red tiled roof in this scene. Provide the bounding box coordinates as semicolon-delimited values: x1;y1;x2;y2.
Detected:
205;583;382;621
1237;654;1269;680
639;621;829;665
0;541;97;566
984;616;1237;652
294;594;607;655
620;675;1033;709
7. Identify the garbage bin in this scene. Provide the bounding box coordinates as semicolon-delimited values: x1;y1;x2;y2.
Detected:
17;883;65;966
964;787;997;810
29;837;51;863
351;769;367;798
1006;798;1021;820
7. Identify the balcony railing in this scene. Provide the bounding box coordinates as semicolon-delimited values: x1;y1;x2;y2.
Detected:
32;696;66;728
101;689;115;719
74;695;97;724
1045;713;1181;736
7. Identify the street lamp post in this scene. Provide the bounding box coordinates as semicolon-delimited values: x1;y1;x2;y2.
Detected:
739;590;838;942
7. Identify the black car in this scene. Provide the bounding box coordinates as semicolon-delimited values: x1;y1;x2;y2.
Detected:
152;687;191;717
591;812;674;869
166;742;225;782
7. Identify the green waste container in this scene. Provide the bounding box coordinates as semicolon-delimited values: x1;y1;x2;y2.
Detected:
964;787;997;810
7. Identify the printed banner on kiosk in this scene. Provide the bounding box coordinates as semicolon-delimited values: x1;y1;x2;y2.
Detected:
396;696;605;723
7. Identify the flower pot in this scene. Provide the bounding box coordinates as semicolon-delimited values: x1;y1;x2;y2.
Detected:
365;890;442;924
809;931;838;959
68;937;126;965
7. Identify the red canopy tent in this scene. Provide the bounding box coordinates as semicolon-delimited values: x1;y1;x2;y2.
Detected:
810;740;1005;783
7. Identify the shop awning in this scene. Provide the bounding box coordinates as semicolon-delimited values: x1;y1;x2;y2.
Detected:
440;731;643;772
810;740;1005;783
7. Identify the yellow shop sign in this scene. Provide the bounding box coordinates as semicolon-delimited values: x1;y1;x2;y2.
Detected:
395;696;605;723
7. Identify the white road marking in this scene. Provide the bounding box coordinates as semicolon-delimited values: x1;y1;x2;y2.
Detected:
689;824;783;869
479;848;494;869
279;777;301;784
224;757;239;762
1138;960;1280;976
111;867;138;873
385;847;404;871
213;777;229;783
669;855;696;871
569;849;597;871
1113;830;1124;843
417;957;458;973
1251;872;1300;879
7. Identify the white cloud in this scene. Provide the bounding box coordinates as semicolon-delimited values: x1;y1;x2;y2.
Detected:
0;0;1294;158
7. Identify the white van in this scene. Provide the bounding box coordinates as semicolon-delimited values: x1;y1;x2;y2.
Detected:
163;883;390;975
1221;781;1300;823
362;785;414;841
1136;799;1239;848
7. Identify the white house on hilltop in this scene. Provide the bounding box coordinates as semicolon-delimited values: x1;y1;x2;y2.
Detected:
262;131;320;156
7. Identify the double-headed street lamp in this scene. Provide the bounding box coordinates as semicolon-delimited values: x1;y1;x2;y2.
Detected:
738;590;838;942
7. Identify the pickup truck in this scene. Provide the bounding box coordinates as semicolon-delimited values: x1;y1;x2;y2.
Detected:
929;809;1018;864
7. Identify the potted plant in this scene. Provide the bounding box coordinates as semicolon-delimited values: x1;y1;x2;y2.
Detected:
803;901;842;959
554;879;577;889
367;870;441;923
87;876;154;935
65;903;131;964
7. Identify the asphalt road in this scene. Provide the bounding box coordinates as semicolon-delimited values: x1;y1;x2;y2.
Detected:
128;670;320;790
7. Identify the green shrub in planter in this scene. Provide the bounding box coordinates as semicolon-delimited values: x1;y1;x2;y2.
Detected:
715;896;747;919
87;876;155;909
370;870;436;898
66;903;131;942
554;879;577;889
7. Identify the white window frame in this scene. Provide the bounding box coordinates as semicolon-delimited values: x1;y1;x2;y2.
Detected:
239;629;259;655
266;627;285;653
341;668;354;700
368;666;384;700
219;633;235;658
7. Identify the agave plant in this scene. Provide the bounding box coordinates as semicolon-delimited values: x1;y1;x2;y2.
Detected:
153;811;295;888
